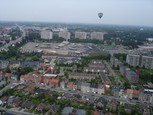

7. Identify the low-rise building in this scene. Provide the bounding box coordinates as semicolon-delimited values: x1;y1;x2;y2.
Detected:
81;82;90;93
69;73;96;80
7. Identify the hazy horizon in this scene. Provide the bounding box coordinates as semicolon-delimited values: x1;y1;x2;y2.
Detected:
0;0;153;27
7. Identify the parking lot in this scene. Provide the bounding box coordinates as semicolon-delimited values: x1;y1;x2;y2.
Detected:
20;42;100;56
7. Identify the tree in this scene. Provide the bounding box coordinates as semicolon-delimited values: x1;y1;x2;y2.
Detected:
6;66;11;73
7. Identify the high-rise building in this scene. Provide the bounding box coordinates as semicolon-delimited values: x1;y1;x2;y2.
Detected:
126;54;140;67
41;30;52;39
59;31;70;41
75;32;86;39
126;54;153;69
141;56;153;69
91;32;104;40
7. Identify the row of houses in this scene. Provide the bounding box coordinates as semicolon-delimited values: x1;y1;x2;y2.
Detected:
20;74;108;95
0;95;59;115
0;60;40;70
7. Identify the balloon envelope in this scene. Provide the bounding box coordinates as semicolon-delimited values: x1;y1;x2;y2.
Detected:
98;13;103;18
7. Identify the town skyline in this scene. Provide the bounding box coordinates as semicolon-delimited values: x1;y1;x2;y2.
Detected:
0;0;153;27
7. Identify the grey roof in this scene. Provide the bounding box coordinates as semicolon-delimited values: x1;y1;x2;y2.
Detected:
62;107;73;115
48;104;59;113
90;84;98;88
22;100;34;109
81;82;90;87
76;109;86;115
21;61;39;69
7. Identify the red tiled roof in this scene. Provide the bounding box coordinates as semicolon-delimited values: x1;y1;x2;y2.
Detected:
50;79;59;85
25;85;35;92
133;90;140;95
92;111;100;115
38;76;43;83
67;82;74;87
20;74;34;82
43;78;50;84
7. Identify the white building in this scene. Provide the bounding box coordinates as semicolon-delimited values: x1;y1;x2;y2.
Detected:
141;56;153;69
41;30;52;39
91;32;104;40
75;32;86;39
126;54;153;69
59;31;70;41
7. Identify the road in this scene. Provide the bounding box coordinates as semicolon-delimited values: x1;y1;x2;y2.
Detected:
0;107;38;115
33;83;139;106
104;60;122;84
0;25;25;51
0;83;13;96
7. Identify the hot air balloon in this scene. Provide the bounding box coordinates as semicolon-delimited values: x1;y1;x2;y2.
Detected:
98;13;103;19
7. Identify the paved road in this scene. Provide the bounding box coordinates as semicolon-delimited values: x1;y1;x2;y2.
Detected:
104;61;122;84
0;83;13;96
0;25;25;51
0;107;38;115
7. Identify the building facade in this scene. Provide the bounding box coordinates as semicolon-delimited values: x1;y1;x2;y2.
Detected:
75;32;86;39
41;30;53;39
90;32;104;40
126;54;153;69
58;31;70;41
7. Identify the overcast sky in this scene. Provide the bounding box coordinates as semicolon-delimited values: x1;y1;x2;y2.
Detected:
0;0;153;27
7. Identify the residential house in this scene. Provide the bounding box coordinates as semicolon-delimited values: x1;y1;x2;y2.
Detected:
69;73;96;80
47;104;59;115
107;99;118;111
84;67;106;73
96;97;106;108
37;76;43;84
43;77;50;85
111;86;120;97
67;82;77;90
9;61;20;68
21;61;40;70
0;96;8;105
20;74;34;84
91;60;102;64
35;103;45;113
22;100;35;110
75;109;86;115
125;89;140;100
50;79;59;87
24;85;35;94
92;110;100;115
62;107;73;115
8;96;21;108
132;90;140;100
11;74;18;81
124;103;132;113
81;82;90;93
90;84;98;94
